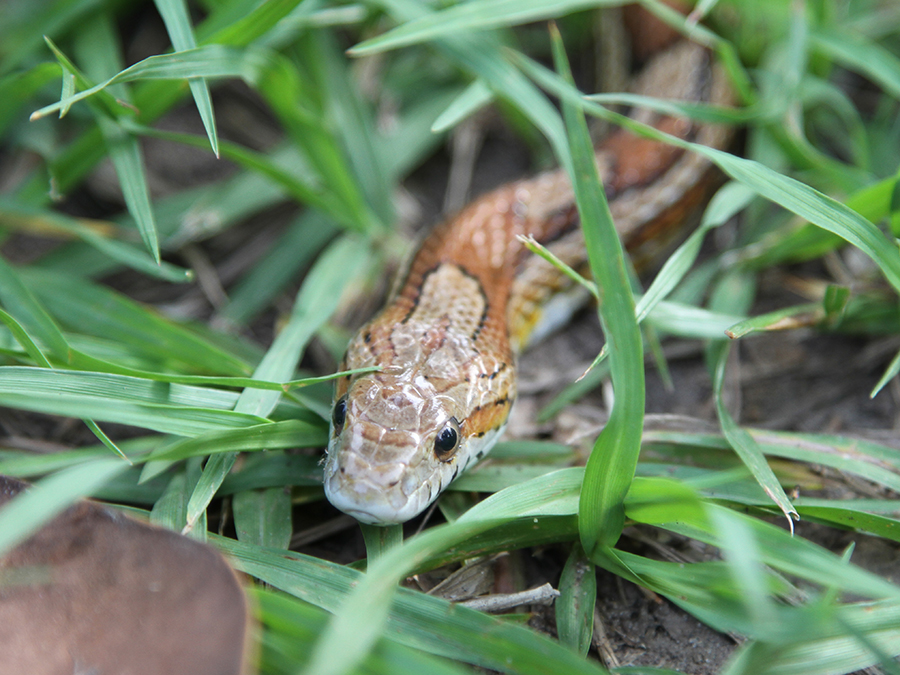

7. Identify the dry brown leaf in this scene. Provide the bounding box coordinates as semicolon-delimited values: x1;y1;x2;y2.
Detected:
0;475;254;675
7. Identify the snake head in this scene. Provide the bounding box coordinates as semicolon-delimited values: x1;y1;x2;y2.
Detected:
323;318;514;525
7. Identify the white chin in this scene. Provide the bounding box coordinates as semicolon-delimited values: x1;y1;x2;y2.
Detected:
323;474;422;525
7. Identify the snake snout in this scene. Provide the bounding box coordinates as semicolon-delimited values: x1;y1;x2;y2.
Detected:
323;450;423;525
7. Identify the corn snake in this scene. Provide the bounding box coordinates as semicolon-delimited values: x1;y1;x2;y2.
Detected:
324;27;735;525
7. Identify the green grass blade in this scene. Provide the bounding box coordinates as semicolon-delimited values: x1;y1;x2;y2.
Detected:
149;420;326;462
233;486;292;549
206;0;307;46
635;182;755;323
350;0;616;55
31;45;268;120
220;535;610;675
552;25;644;554
812;29;900;101
301;515;607;675
556;543;596;656
871;349;900;398
0;257;70;360
153;0;219;155
237;235;370;417
431;79;493;133
711;341;798;526
0;200;191;281
97;117;160;261
375;0;571;173
0;307;52;367
20;269;253;375
255;588;472;675
0;366;268;435
361;523;404;565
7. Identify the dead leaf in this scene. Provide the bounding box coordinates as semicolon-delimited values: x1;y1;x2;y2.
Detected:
0;475;254;675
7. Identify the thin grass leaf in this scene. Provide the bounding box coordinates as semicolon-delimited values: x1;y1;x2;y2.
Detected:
676;504;900;602
459;468;582;520
725;302;823;338
154;0;219;155
0;366;271;435
0;200;191;281
302;514;603;675
871;349;900;399
0;257;70;360
256;588;472;675
309;29;394;226
220;535;609;675
237;235;370;418
59;67;76;117
148;420;326;462
206;0;307;47
635;182;755;323
97;117;160;261
556;543;596;656
30;45;269;120
121;121;360;227
0;307;52;368
150;460;198;530
350;0;618;55
711;507;781;640
553;25;644;554
21;268;253;375
233;486;292;549
812;29;900;101
361;524;404;565
711;342;798;527
375;0;571;174
39;36;135;120
431;79;494;132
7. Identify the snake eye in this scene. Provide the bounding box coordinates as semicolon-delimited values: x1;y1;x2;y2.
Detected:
434;417;460;461
332;396;347;434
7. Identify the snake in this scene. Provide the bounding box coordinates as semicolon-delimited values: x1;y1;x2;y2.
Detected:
323;31;735;525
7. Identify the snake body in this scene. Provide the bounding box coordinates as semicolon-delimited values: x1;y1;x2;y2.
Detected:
324;37;734;525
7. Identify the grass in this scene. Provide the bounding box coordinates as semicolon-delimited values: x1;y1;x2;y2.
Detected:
1;0;900;673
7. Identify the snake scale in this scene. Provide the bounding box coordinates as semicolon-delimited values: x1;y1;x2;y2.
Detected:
324;18;735;525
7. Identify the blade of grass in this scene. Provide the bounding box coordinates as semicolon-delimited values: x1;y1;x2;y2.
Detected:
153;0;219;156
711;341;798;527
220;535;609;675
552;25;644;554
0;257;70;360
30;45;269;120
233;486;292;548
556;543;596;656
350;0;619;55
